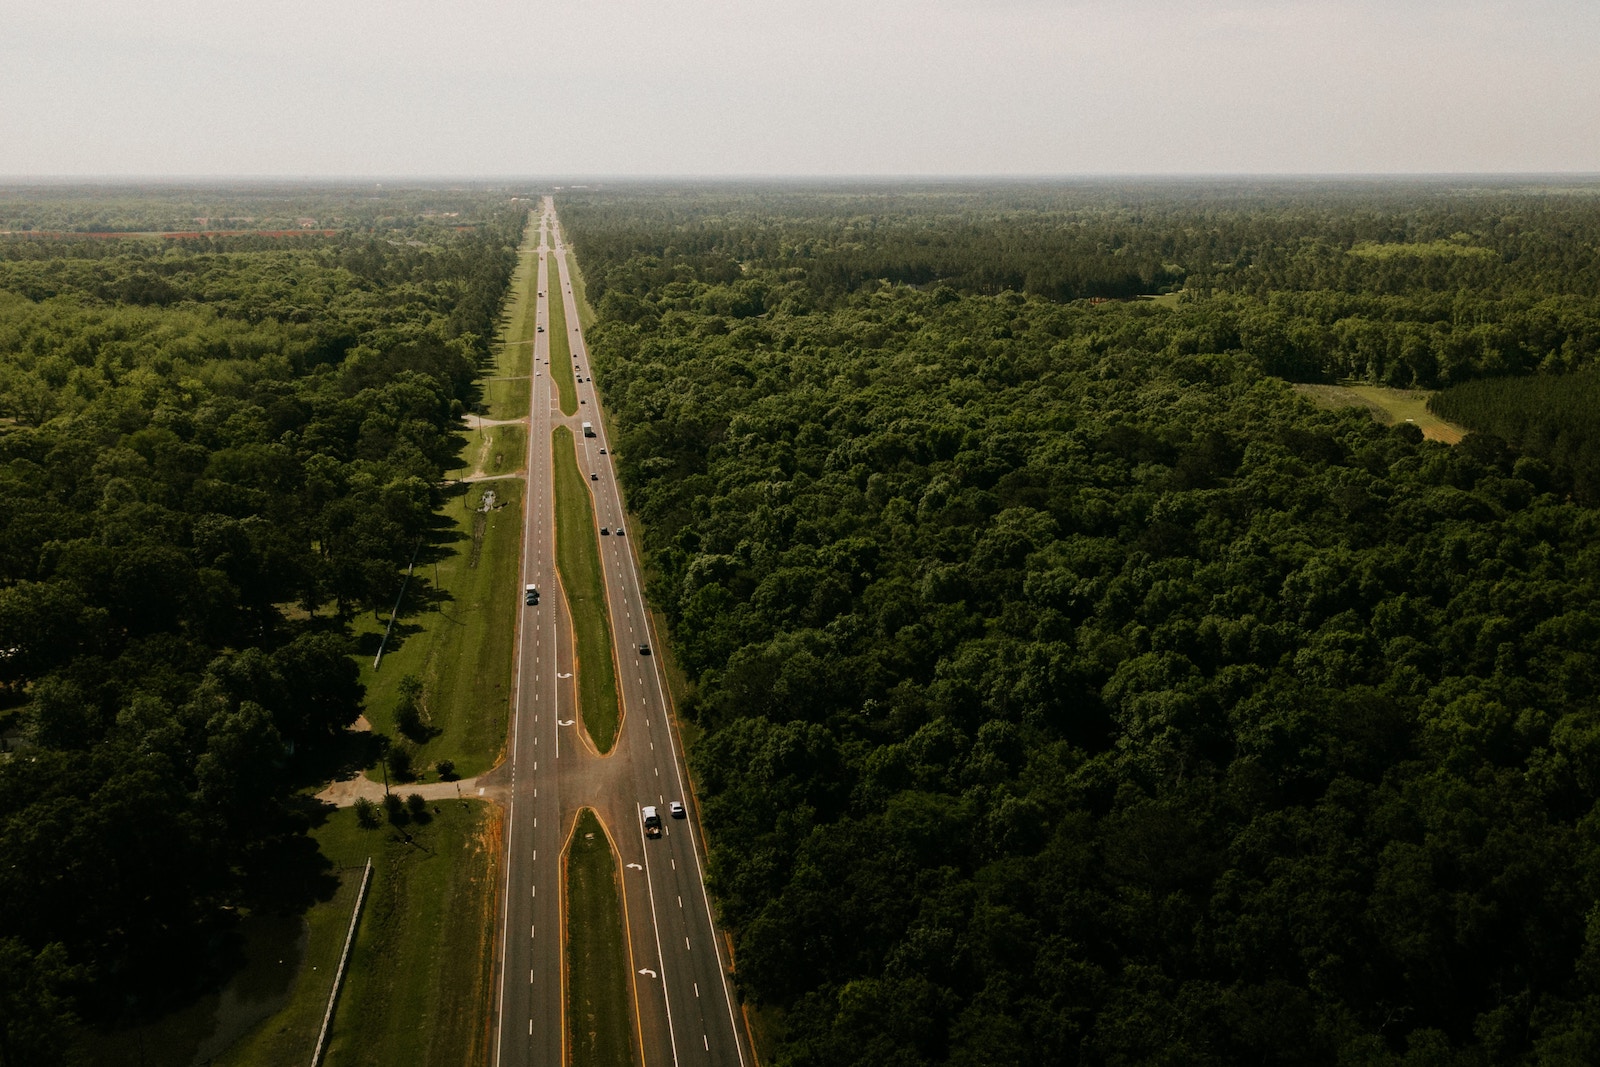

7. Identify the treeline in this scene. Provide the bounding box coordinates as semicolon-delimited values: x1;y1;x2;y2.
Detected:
566;186;1600;1064
1431;370;1600;503
0;195;523;1058
0;180;545;235
558;180;1600;387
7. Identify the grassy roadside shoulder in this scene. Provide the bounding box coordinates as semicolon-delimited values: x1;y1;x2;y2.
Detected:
565;809;637;1067
354;476;519;780
548;264;579;416
351;215;540;777
319;798;499;1067
552;426;621;752
565;247;597;330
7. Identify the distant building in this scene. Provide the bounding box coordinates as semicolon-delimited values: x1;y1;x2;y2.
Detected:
296;217;317;229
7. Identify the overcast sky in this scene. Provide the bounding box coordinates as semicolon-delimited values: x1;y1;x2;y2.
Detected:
4;0;1597;176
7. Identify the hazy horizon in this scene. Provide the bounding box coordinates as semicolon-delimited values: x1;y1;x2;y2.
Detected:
6;0;1599;177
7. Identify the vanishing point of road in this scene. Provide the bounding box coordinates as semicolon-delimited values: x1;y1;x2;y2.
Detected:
489;200;755;1067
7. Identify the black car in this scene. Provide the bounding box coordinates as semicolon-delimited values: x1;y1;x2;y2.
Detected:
638;644;651;656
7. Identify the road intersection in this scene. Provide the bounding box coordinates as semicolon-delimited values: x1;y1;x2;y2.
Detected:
490;200;753;1067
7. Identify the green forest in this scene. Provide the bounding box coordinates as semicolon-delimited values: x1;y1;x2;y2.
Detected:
559;180;1600;1064
0;187;525;1060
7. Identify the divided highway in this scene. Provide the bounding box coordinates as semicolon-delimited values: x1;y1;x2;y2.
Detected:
493;200;753;1067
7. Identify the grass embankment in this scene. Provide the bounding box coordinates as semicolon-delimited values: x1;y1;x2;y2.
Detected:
552;426;621;752
1293;382;1466;444
565;809;637;1067
548;265;579;416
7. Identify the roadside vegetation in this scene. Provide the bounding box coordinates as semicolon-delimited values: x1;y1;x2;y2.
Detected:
0;187;525;1059
565;809;636;1067
565;248;598;330
562;180;1600;1064
551;425;621;752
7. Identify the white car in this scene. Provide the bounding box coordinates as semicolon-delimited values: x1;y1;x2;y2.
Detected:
669;801;685;819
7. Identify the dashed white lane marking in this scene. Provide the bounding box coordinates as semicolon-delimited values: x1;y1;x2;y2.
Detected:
704;1035;709;1050
686;938;691;951
531;925;536;938
677;895;682;908
695;983;700;997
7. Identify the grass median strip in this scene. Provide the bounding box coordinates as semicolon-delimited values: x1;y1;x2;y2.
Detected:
552;425;621;752
565;809;637;1067
548;261;579;417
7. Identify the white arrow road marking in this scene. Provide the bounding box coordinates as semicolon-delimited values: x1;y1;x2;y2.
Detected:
557;672;572;679
558;719;575;726
638;968;658;978
626;862;642;870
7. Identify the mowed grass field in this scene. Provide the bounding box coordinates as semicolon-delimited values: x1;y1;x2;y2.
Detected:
1294;382;1466;444
319;800;500;1067
548;263;580;417
552;426;621;752
458;421;527;480
566;809;637;1067
354;476;519;780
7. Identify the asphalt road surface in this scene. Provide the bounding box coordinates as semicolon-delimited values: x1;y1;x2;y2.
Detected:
492;201;754;1067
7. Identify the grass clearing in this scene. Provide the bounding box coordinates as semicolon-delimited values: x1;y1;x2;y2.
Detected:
355;477;520;779
552;426;620;752
548;265;579;416
457;421;526;480
565;809;637;1067
1294;382;1466;444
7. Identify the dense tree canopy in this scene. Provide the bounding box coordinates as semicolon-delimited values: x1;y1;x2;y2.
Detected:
0;190;524;1052
564;181;1600;1064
